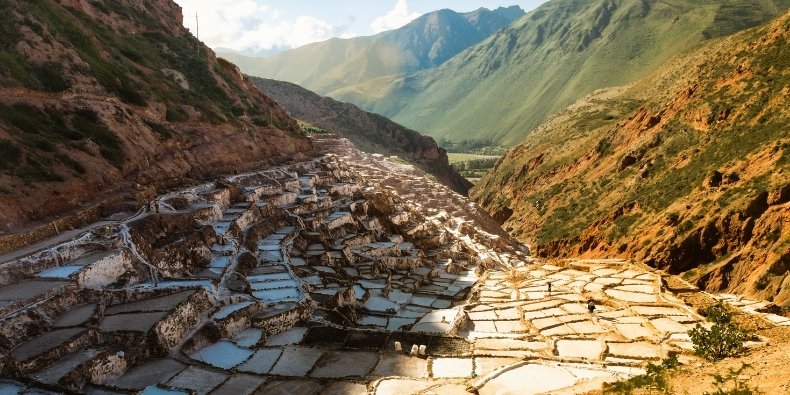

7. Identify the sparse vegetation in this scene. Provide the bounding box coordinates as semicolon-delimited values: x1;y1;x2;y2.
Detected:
602;353;679;394
703;364;762;395
450;155;500;183
439;139;507;155
70;109;126;168
0;139;21;170
690;303;751;361
505;268;529;286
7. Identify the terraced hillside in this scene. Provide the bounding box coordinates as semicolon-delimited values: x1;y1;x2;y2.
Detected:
355;0;790;145
3;134;788;394
473;10;790;305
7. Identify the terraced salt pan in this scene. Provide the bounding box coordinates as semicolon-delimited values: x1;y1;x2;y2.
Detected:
232;328;262;348
364;296;399;312
190;340;252;369
358;315;388;327
631;306;689;317
607;342;662;359
478;363;619;395
36;265;83;278
615;323;655;340
556;339;604;360
253;288;300;302
140;386;189;395
432;358;473;378
209;256;230;268
269;346;323;376
238;349;281;374
134;280;213;291
310;351;378;378
605;289;657;303
265;327;307;346
212;301;252;320
249;280;298;290
167;366;228;394
374;354;428;378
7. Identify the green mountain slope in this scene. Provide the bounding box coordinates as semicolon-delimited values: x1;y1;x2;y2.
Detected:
0;0;311;231
472;10;790;304
250;77;472;195
221;6;524;96
354;0;789;146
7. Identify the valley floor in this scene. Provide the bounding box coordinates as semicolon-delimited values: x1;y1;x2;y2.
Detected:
0;135;786;394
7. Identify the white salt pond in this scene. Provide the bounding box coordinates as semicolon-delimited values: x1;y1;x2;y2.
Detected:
190;340;253;369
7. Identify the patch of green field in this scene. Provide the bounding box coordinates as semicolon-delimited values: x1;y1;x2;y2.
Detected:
447;153;500;164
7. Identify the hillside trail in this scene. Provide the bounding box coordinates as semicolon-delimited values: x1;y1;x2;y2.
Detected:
0;134;787;394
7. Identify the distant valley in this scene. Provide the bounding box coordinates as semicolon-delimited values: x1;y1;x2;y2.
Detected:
237;0;790;147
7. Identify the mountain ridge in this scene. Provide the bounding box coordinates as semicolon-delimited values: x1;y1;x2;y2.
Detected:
220;6;524;97
344;0;790;146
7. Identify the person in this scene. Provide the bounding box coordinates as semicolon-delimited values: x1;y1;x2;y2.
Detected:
547;281;552;294
145;195;152;212
587;298;596;314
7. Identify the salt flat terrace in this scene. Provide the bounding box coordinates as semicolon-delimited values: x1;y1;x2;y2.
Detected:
0;135;772;394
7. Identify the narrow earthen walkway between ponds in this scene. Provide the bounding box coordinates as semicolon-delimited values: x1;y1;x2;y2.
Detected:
0;135;780;394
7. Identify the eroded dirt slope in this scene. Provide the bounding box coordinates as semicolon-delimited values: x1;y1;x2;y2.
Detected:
0;0;312;237
473;11;790;306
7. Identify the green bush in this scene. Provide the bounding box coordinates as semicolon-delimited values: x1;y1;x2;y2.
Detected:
602;353;679;394
0;139;21;169
70;109;126;168
704;364;761;395
690;303;751;361
165;106;189;123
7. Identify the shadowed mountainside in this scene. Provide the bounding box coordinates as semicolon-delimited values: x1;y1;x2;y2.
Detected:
0;0;312;233
250;77;472;195
473;10;790;305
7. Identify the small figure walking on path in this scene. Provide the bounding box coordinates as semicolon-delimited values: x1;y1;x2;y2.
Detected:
154;199;160;214
587;298;596;314
547;281;552;295
145;194;152;212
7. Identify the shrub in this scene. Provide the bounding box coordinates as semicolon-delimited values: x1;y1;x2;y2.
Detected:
165;106;189;123
602;353;679;394
70;109;126;168
0;139;21;169
704;364;761;395
689;303;751;361
144;120;172;139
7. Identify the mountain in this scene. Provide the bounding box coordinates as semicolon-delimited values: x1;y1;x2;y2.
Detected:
0;0;311;232
351;0;790;146
250;77;472;194
472;10;790;304
220;6;524;97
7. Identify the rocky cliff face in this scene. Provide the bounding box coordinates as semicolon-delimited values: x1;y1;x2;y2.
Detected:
473;11;790;305
0;0;312;233
250;77;472;195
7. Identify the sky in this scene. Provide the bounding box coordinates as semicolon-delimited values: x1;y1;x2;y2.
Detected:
173;0;549;55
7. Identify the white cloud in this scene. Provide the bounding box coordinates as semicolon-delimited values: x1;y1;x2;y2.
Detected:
175;0;350;52
370;0;422;33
